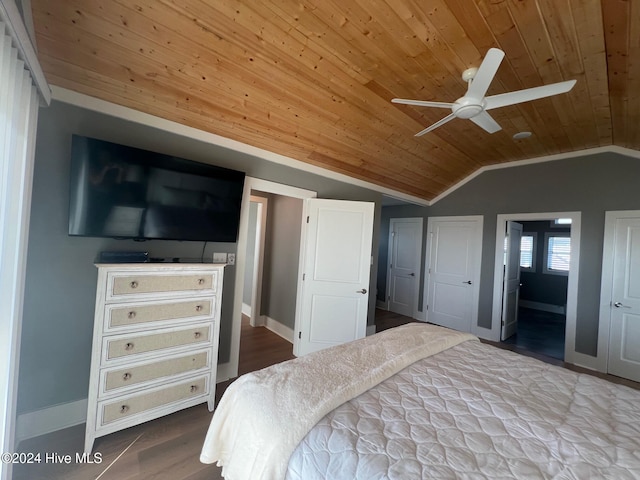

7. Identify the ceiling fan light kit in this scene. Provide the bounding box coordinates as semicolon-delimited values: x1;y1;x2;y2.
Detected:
392;48;577;136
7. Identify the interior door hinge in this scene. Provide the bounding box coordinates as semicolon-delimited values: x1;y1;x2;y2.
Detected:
306;216;309;223
298;331;302;339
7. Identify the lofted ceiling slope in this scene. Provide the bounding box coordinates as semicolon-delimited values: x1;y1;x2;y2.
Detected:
29;0;638;201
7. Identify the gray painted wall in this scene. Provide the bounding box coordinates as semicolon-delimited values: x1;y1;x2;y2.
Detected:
384;152;640;358
18;100;381;414
262;195;304;329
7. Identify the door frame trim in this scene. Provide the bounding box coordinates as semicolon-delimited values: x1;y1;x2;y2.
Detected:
598;210;640;374
424;215;483;335
386;217;423;319
219;177;316;382
491;212;584;366
246;195;268;327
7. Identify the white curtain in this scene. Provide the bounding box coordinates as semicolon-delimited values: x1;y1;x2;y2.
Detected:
0;18;41;480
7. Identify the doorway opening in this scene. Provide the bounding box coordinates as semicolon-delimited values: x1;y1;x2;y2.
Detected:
238;190;302;369
492;213;581;363
222;178;316;382
502;219;570;360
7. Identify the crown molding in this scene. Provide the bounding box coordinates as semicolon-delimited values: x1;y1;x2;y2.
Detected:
50;86;429;207
49;87;638;209
428;145;639;205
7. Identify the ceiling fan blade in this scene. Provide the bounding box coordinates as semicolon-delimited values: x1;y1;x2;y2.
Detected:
484;79;577;110
414;113;456;136
469;111;502;133
392;98;455;108
466;48;505;99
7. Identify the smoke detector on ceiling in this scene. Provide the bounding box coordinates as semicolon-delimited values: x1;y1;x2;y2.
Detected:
513;131;532;139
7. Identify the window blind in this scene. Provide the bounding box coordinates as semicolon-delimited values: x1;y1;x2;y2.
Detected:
0;18;42;480
547;236;571;272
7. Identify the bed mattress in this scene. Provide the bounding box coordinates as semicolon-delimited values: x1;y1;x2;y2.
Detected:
286;340;640;479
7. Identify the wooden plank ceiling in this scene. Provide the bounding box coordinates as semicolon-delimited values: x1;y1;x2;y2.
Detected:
29;0;637;202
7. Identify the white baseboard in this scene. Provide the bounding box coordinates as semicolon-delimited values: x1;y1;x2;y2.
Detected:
16;363;241;444
264;316;294;344
519;300;566;315
16;398;87;445
242;302;252;317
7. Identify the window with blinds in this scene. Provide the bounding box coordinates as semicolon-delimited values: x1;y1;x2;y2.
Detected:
544;233;571;275
519;234;536;270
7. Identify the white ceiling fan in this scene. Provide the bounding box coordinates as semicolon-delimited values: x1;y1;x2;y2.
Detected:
392;48;576;136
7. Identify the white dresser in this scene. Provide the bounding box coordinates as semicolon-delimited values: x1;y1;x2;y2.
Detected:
84;263;225;454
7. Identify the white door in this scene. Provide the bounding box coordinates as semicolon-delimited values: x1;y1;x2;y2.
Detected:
295;199;375;356
607;215;640;382
501;221;522;340
425;216;482;332
387;218;422;317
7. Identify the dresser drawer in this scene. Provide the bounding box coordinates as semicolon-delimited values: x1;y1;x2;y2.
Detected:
104;325;211;362
100;376;208;425
106;270;218;300
106;298;214;331
101;350;210;395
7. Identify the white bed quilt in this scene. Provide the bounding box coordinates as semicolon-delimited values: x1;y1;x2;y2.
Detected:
201;323;475;480
287;340;640;479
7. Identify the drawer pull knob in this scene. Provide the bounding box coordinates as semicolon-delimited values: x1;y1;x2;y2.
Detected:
120;405;130;414
122;372;132;381
190;385;198;393
195;305;203;312
198;278;205;285
194;331;201;339
130;281;138;289
125;342;135;351
128;311;136;319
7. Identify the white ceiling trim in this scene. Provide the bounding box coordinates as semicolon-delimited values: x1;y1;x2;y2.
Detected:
50;86;430;206
49;86;638;209
428;145;640;205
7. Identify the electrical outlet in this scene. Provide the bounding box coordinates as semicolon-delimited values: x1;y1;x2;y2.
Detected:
213;252;227;263
227;253;236;265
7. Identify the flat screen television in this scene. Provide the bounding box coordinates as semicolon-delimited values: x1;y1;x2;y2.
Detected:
68;135;245;242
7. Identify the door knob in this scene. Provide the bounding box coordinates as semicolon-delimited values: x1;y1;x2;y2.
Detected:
614;301;631;308
357;289;367;294
409;273;415;277
463;281;472;285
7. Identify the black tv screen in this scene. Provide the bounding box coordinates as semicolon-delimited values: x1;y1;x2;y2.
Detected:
68;135;245;242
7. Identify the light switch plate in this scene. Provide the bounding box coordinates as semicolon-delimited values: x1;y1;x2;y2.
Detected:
213;252;227;263
227;253;236;265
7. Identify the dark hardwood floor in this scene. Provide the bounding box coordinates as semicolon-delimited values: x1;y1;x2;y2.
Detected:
13;309;640;479
502;307;566;360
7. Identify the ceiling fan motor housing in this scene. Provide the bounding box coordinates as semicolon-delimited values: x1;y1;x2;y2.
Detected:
452;98;485;119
